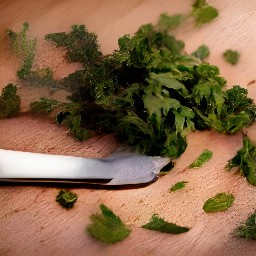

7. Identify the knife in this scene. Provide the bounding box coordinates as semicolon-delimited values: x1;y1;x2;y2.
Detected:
0;149;171;186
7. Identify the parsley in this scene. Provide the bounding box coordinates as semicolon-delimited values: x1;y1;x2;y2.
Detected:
192;44;210;60
142;214;189;234
30;97;60;113
157;13;185;31
40;5;253;158
170;181;187;192
189;149;213;168
223;49;240;65
45;24;101;66
0;84;21;119
7;22;37;79
191;0;219;27
237;212;256;239
56;190;78;209
87;204;131;244
203;193;234;213
226;135;256;186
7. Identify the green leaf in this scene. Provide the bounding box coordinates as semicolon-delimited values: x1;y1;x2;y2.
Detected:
192;6;219;27
87;204;131;244
161;131;187;158
157;13;185;31
56;190;78;209
144;94;181;121
192;44;210;60
223;49;240;65
0;84;21;119
192;0;207;9
203;193;234;213
149;72;189;97
226;135;256;186
170;181;188;192
30;97;60;113
189;149;213;168
142;214;189;234
237;212;256;239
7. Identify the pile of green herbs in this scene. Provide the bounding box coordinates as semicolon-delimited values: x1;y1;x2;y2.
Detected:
8;1;252;159
39;22;256;159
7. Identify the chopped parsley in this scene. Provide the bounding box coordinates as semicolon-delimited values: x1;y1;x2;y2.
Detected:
223;49;240;65
170;181;188;192
189;149;213;168
87;204;131;244
203;193;234;213
56;190;78;209
142;214;190;234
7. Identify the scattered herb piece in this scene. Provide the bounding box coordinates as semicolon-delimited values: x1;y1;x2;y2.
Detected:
0;84;21;119
7;22;37;79
87;204;131;244
30;97;60;113
189;149;213;168
191;0;219;27
203;193;234;213
237;212;256;239
157;13;185;31
226;135;256;186
192;44;210;60
223;49;240;65
56;190;78;209
142;214;189;234
45;24;101;66
170;181;188;192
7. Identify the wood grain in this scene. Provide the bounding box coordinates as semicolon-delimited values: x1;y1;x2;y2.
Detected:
1;1;256;255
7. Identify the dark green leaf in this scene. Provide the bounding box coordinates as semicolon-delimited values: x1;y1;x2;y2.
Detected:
157;13;185;31
237;212;256;239
223;49;240;65
192;6;219;27
192;44;210;60
170;181;188;192
226;135;256;186
87;204;131;244
142;214;190;234
189;149;213;168
56;190;78;209
203;193;234;213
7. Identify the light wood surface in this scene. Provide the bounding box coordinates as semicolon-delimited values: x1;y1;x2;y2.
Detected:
1;1;256;255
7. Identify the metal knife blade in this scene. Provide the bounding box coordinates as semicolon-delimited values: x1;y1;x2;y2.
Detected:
0;149;171;185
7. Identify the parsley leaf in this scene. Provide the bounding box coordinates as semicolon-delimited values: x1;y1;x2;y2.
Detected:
191;0;219;27
223;49;240;65
157;13;185;31
142;214;189;234
87;204;131;244
203;193;234;213
192;44;210;60
226;135;256;186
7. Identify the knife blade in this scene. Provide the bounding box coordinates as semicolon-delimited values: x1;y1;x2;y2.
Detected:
0;149;171;185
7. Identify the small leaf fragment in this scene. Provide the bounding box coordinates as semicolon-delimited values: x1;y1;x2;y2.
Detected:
192;44;210;60
142;214;190;234
87;204;131;244
203;193;234;213
157;13;185;31
226;135;256;186
191;0;219;27
56;190;78;209
223;49;240;65
237;212;256;239
170;181;188;192
189;149;213;168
